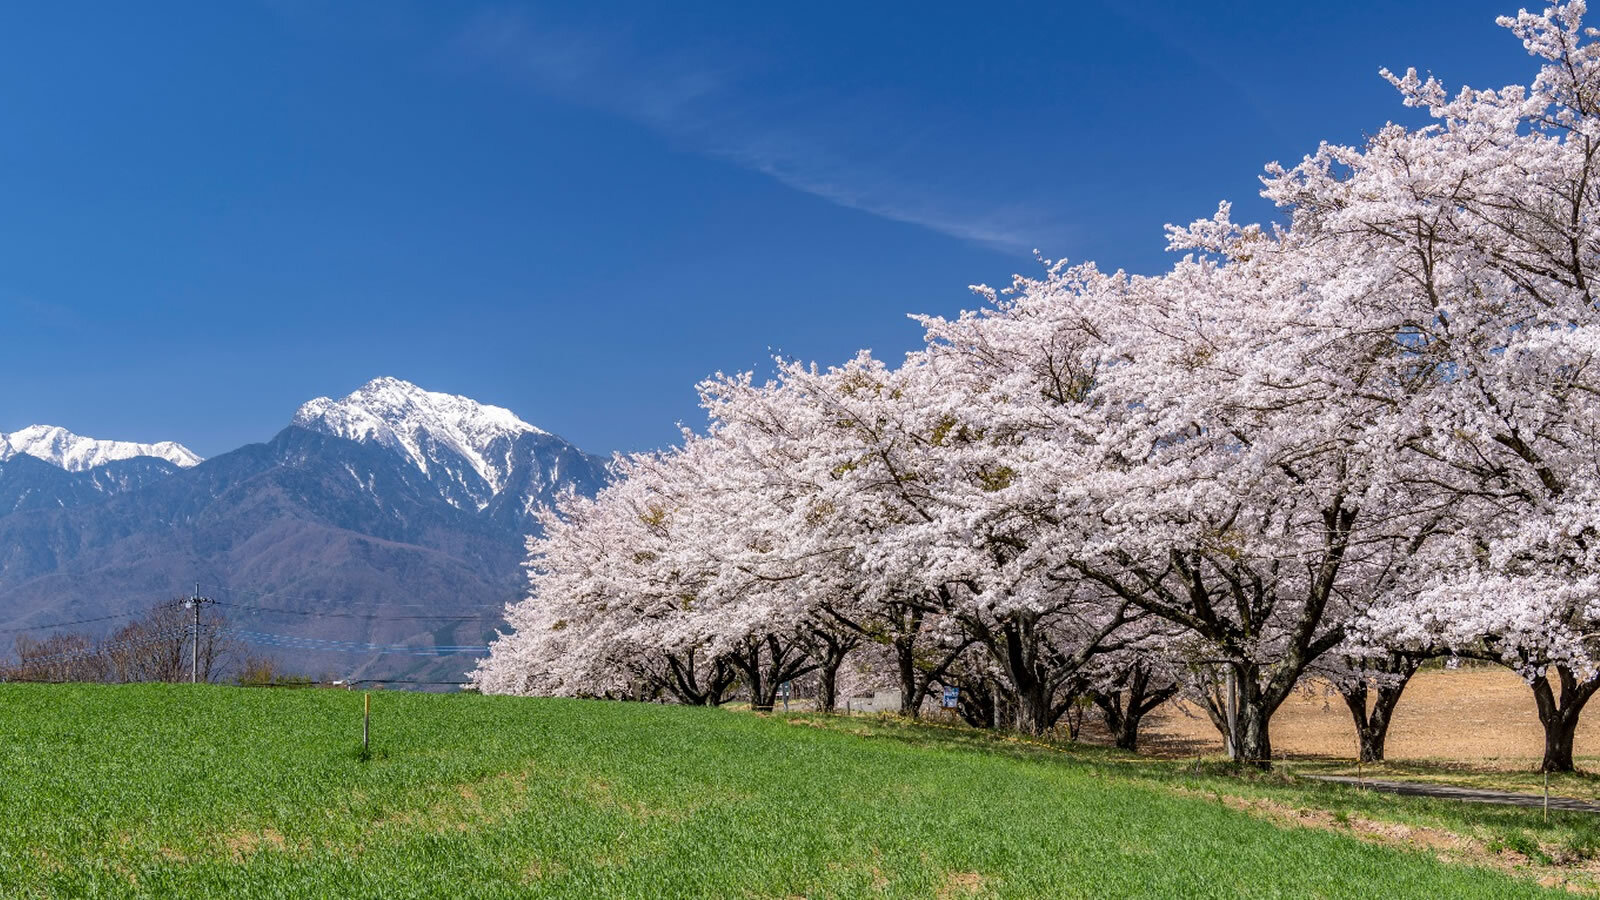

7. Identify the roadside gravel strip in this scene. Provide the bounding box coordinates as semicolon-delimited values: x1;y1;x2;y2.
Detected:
1307;775;1600;813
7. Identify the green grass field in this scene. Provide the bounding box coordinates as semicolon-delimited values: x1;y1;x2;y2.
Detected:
0;684;1571;898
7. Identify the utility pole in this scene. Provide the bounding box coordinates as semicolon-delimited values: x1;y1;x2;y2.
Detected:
186;583;214;684
1224;665;1238;761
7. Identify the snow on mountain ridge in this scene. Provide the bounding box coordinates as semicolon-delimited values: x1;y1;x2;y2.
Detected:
0;425;202;472
292;377;549;500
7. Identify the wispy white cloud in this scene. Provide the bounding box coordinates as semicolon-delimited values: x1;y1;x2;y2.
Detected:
448;9;1070;255
4;293;86;330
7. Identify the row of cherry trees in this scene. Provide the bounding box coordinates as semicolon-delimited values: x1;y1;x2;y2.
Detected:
476;4;1600;771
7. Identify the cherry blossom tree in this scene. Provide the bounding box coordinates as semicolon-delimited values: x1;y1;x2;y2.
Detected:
905;186;1461;761
699;357;980;718
1260;1;1600;770
478;4;1600;776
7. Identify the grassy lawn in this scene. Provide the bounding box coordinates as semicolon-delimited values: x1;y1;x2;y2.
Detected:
0;684;1576;898
811;714;1600;888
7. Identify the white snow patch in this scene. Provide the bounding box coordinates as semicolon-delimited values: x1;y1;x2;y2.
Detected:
1;425;203;472
292;376;546;496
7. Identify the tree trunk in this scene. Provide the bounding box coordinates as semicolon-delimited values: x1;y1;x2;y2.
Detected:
748;666;772;712
1338;659;1417;763
824;600;939;719
990;684;1016;732
1529;665;1600;773
1544;714;1580;774
895;638;921;717
1196;659;1306;767
1093;664;1179;752
1218;662;1274;767
891;635;970;718
1340;684;1389;763
808;627;856;714
1339;685;1375;763
1096;691;1127;745
664;655;703;706
734;641;773;711
955;680;997;729
817;658;840;714
1015;678;1054;736
732;635;822;713
1111;710;1140;751
1235;696;1272;766
1086;501;1357;769
707;660;737;706
986;615;1069;736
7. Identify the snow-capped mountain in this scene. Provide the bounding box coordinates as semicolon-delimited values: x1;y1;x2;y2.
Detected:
292;377;608;527
0;424;202;472
0;379;611;681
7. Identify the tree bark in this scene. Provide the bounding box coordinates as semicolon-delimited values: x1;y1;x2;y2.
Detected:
1529;665;1600;773
1339;684;1387;763
1199;661;1280;767
746;655;770;712
733;635;822;713
1076;497;1359;770
664;651;738;706
894;636;921;717
1338;655;1420;763
1014;677;1056;736
891;628;972;718
1093;663;1179;752
807;625;857;714
1236;692;1272;765
972;605;1131;737
817;664;838;713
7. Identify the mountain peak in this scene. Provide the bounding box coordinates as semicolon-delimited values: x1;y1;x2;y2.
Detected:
292;377;549;497
0;424;202;472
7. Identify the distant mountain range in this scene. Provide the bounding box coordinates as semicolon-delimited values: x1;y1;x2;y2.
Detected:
1;424;202;472
0;378;610;682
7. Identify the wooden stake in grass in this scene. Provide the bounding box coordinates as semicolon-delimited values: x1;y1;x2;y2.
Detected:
1544;771;1549;823
363;692;371;756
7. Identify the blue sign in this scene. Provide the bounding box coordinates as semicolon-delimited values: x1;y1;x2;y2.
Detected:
941;686;959;708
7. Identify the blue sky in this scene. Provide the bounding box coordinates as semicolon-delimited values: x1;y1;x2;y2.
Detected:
0;1;1524;457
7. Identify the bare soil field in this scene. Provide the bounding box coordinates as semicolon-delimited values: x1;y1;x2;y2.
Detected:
1137;666;1600;766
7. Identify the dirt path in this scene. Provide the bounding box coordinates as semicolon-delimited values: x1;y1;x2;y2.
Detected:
1306;775;1600;813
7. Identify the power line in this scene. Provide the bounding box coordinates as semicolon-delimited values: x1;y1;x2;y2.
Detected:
235;678;475;689
0;600;189;635
352;679;473;685
221;627;489;656
3;581;498;670
204;583;506;615
0;611;138;635
4;628;191;666
7;623;487;667
3;592;499;642
278;678;474;686
214;599;497;622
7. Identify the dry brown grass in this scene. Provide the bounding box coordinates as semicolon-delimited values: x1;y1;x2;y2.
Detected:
1137;667;1600;766
935;870;985;898
1203;791;1600;892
